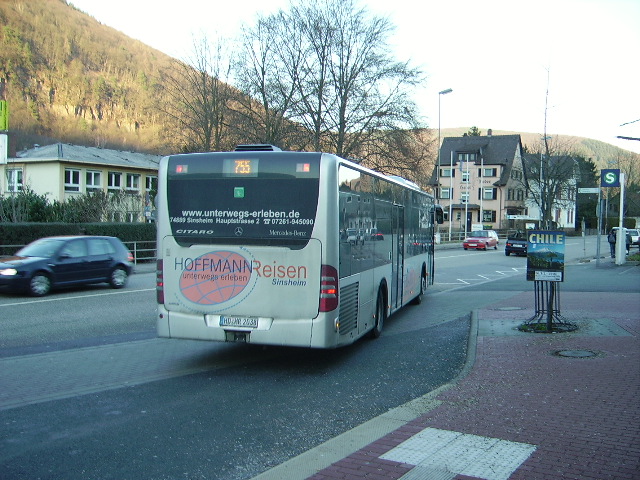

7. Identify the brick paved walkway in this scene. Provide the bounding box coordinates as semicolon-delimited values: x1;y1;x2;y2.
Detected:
303;290;640;480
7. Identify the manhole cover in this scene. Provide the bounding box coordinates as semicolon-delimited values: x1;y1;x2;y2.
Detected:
554;350;599;358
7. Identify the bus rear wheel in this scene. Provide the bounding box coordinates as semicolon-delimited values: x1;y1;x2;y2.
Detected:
370;289;386;338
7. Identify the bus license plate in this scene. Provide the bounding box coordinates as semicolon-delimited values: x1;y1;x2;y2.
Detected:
220;316;258;328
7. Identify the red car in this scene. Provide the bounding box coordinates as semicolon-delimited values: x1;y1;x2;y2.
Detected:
463;230;499;250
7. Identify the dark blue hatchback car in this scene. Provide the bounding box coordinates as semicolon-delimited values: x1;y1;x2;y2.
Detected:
0;236;134;296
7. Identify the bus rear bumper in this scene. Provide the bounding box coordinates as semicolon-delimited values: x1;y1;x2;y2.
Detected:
157;307;319;348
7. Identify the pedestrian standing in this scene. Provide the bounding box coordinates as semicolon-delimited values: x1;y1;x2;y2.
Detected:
608;229;616;257
624;230;632;255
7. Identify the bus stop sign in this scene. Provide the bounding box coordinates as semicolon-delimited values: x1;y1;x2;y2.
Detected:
601;169;621;188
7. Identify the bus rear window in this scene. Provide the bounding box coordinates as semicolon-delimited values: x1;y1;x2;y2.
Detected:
166;152;321;246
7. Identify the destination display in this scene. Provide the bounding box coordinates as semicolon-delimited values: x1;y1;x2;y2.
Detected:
167;153;320;243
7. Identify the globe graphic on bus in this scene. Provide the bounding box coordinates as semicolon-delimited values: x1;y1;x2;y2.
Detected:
179;251;253;305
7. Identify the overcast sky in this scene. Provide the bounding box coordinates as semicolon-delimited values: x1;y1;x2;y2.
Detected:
69;0;640;154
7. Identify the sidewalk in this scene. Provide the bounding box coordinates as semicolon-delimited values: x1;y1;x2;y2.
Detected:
253;264;640;480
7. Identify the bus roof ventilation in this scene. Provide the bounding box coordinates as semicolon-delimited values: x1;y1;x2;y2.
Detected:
234;144;282;152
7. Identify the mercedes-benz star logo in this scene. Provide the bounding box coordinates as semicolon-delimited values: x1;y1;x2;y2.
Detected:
234;227;244;236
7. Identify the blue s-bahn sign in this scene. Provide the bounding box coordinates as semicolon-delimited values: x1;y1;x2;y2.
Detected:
601;169;621;188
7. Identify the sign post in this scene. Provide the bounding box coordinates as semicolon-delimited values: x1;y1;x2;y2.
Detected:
520;231;576;332
601;169;626;265
615;172;626;265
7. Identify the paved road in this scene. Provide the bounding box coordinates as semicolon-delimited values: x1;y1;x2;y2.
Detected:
1;235;635;480
0;270;488;480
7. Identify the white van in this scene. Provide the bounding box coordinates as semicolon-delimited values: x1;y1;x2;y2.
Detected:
612;227;639;249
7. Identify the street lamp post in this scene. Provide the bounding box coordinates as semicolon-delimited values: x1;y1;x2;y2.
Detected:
438;88;452;239
540;136;552;229
479;151;484;227
449;150;454;240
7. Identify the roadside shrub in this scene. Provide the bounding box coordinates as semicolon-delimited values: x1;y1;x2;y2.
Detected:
0;222;156;256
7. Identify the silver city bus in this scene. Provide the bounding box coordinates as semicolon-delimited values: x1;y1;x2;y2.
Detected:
156;145;443;348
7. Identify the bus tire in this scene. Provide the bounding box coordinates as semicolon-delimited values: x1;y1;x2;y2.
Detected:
370;289;386;339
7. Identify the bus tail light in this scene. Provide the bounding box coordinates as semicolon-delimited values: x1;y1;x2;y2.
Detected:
319;265;338;312
156;259;164;304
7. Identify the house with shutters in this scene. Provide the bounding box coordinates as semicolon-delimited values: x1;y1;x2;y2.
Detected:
1;143;162;222
429;132;527;234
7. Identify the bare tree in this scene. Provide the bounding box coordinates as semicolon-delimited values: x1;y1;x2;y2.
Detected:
158;35;237;153
158;0;430;177
364;128;436;185
234;0;427;169
522;136;580;229
289;2;334;151
233;13;307;149
289;0;424;160
519;70;581;229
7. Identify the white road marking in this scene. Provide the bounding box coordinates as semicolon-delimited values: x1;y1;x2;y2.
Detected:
438;268;526;286
0;288;155;307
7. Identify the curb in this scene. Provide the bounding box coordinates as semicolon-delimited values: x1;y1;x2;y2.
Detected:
250;312;480;480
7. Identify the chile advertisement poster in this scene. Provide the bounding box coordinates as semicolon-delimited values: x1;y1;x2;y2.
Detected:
526;231;565;282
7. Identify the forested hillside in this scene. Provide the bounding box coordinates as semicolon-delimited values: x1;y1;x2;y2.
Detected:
0;0;174;154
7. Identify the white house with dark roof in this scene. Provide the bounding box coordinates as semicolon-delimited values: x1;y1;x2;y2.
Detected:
429;132;527;234
0;143;162;221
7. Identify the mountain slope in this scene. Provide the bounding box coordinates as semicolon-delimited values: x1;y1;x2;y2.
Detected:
0;0;175;153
